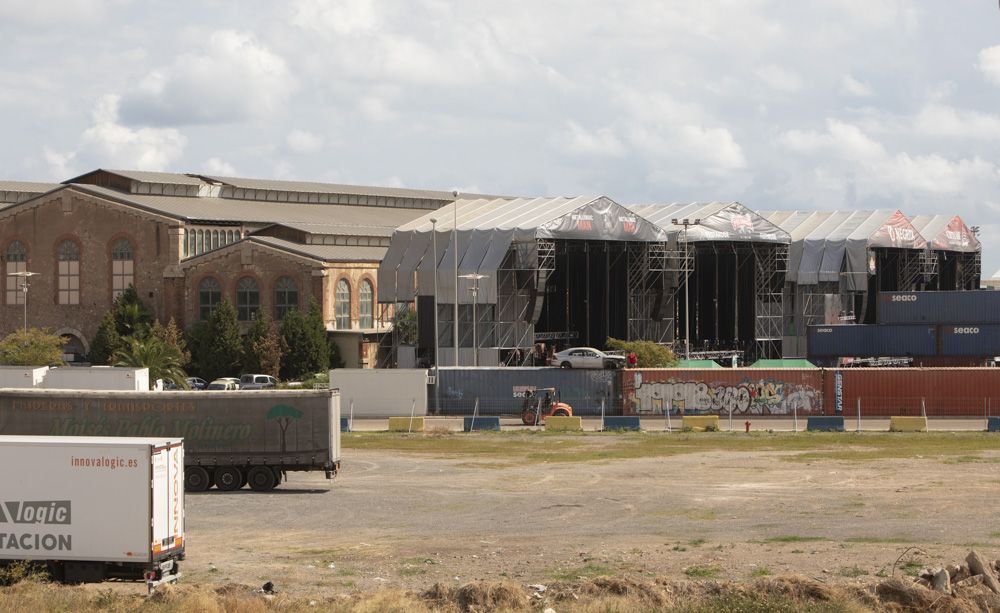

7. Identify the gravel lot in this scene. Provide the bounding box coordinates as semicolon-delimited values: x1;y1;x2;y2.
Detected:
172;432;1000;596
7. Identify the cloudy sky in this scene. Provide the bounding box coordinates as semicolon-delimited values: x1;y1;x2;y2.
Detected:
2;1;999;273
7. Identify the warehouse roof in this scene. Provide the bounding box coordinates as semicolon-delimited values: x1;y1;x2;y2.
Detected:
198;174;483;201
67;169;206;186
381;196;670;303
628;202;790;244
248;236;388;262
0;181;60;209
64;184;427;234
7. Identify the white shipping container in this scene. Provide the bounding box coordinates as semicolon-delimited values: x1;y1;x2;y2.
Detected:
0;366;48;388
42;367;150;391
0;435;184;589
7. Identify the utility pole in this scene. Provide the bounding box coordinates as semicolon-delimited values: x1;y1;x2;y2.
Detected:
671;219;700;359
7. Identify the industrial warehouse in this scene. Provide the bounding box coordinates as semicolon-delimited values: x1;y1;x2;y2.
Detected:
0;168;990;368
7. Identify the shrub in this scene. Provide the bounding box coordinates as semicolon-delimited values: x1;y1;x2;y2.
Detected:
605;338;678;367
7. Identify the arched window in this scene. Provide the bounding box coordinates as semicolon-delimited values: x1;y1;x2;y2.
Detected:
359;279;374;329
274;276;298;320
57;240;80;305
335;279;351;329
196;230;204;254
236;276;259;321
199;277;221;320
4;240;27;305
227;230;235;244
211;230;219;250
111;238;134;300
184;231;191;257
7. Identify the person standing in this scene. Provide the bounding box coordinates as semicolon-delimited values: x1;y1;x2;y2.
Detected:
627;351;638;368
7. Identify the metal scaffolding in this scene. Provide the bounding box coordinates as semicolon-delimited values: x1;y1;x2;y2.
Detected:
626;241;684;344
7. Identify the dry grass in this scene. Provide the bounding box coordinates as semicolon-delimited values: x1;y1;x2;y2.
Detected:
0;575;882;613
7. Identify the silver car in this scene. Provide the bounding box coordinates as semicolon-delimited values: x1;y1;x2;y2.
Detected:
553;347;626;369
239;374;278;390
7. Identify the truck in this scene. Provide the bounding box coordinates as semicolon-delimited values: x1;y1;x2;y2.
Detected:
0;435;184;591
0;389;341;493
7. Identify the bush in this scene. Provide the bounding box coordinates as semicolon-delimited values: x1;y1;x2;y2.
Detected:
0;328;65;366
187;300;243;381
605;338;678;367
280;300;329;380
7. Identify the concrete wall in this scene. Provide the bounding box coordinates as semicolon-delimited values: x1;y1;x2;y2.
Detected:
330;369;428;417
42;367;149;391
0;366;48;388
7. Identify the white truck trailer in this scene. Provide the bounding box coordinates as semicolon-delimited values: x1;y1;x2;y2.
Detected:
0;435;184;590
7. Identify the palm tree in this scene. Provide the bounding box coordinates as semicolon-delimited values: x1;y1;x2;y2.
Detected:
113;336;188;390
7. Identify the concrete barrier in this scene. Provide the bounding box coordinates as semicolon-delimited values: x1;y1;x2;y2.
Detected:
682;415;720;431
340;417;351;432
806;416;845;432
463;416;501;432
545;416;583;431
602;416;641;431
889;416;927;432
388;416;425;432
988;417;1000;432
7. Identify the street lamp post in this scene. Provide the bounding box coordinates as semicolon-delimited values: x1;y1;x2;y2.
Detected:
670;219;700;359
10;271;39;333
452;191;460;366
430;218;440;412
458;273;487;367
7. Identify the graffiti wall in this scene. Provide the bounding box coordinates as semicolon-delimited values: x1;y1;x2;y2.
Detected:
623;369;824;416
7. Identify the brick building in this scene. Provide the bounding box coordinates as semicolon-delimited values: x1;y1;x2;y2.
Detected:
0;170;461;367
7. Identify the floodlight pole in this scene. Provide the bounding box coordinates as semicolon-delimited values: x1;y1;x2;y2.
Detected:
459;273;488;367
430;218;440;412
11;271;39;333
671;219;699;359
452;191;460;366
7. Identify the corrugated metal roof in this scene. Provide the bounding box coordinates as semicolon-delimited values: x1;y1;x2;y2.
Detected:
0;181;61;193
65;169;205;186
71;184;426;233
249;236;386;262
259;221;400;238
200;174;484;201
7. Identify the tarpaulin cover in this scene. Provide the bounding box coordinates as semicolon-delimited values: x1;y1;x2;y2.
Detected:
909;214;980;253
628;202;789;244
379;196;671;302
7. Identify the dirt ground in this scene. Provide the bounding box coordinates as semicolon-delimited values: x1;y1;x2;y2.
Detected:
160;432;1000;598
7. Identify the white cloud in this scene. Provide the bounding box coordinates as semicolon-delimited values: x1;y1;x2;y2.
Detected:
202;157;237;176
358;97;397;122
840;74;873;97
913;104;1000;139
75;95;186;170
286;129;324;154
756;64;802;93
560;121;625;157
119;30;295;126
978;46;1000;85
0;0;129;25
778;119;1000;195
291;0;379;36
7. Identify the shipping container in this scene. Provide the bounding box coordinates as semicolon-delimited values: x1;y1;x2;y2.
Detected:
807;324;937;358
823;368;1000;417
938;324;1000;357
0;366;47;388
621;368;824;416
0;435;184;590
0;389;340;493
331;369;429;417
42;366;149;391
878;290;1000;325
434;367;620;416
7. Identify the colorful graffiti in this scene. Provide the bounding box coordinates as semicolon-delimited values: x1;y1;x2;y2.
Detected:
626;372;821;416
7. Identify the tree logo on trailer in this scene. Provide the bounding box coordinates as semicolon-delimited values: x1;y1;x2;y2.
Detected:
267;404;304;452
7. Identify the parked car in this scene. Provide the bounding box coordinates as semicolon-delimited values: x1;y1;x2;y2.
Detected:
553;347;626;369
239;374;278;390
186;377;207;390
206;378;240;391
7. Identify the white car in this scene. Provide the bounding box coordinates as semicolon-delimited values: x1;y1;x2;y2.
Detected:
206;377;241;391
553;347;626;369
240;374;278;390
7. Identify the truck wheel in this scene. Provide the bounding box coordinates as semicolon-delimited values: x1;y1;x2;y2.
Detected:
184;466;212;492
553;409;569;417
214;466;243;491
271;467;284;486
247;466;277;492
521;409;537;426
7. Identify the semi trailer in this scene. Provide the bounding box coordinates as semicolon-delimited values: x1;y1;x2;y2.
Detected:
0;435;184;591
0;389;341;492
